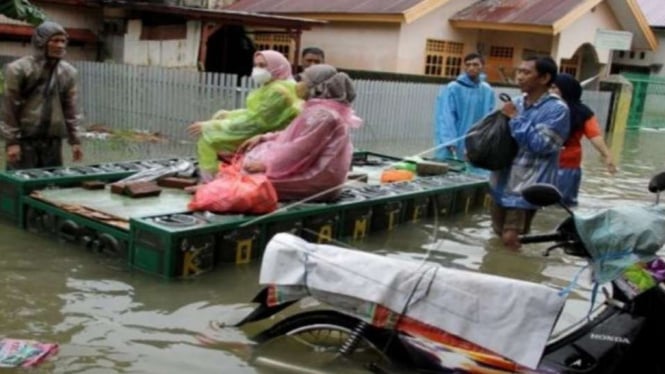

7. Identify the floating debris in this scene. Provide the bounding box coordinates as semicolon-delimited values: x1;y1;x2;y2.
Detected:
0;338;58;368
80;124;167;143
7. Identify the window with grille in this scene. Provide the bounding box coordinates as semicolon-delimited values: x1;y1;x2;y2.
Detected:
485;46;515;82
521;49;549;60
490;46;514;59
560;55;579;77
253;34;294;62
424;39;464;78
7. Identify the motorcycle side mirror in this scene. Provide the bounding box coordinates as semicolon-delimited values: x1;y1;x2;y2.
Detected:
648;171;665;193
521;184;563;207
648;171;665;205
521;184;574;216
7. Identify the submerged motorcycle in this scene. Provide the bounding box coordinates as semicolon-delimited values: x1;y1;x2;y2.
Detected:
234;171;665;373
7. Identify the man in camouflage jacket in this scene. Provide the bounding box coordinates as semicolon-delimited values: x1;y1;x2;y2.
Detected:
2;21;83;170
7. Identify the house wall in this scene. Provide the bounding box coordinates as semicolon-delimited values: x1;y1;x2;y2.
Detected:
103;35;125;63
0;15;37;58
0;41;95;61
0;14;30;27
300;23;400;72
396;0;478;75
478;31;553;59
454;2;625;82
186;0;236;7
557;2;619;64
652;30;665;76
35;1;101;31
122;20;201;68
611;29;665;74
0;42;28;58
168;0;234;7
474;31;552;82
612;49;652;68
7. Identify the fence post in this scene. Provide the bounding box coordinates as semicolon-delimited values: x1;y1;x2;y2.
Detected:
600;75;633;167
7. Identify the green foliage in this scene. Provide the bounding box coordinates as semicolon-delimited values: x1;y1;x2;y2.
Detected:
0;0;47;26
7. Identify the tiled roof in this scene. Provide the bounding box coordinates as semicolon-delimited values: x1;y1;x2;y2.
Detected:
0;24;98;43
450;0;587;26
100;0;323;28
636;0;665;27
223;0;425;14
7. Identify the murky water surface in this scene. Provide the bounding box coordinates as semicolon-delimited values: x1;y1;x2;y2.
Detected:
1;130;664;373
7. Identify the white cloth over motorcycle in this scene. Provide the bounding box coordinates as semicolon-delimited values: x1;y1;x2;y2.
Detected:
259;233;566;369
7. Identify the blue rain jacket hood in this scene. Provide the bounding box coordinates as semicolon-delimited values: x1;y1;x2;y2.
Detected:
433;73;495;160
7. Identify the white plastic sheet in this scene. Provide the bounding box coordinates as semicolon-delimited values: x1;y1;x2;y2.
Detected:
259;233;566;369
575;205;665;284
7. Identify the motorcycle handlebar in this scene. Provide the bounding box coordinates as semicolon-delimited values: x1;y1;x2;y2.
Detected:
519;232;563;244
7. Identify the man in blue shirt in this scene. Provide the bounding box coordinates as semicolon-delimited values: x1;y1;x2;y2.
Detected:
491;56;569;250
433;53;495;161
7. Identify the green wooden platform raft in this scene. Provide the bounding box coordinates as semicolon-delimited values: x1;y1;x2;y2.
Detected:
0;152;489;279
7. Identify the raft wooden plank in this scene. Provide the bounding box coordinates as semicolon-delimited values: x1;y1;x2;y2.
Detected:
124;182;162;198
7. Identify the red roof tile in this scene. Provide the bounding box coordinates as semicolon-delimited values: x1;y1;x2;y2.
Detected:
0;24;98;43
637;0;665;27
451;0;587;26
224;0;425;14
101;0;322;28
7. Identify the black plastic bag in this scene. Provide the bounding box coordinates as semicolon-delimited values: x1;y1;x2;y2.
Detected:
464;95;517;171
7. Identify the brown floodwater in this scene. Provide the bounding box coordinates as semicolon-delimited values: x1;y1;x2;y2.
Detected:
1;129;664;373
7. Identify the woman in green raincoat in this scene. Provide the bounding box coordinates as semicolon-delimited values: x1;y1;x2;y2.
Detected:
187;50;301;180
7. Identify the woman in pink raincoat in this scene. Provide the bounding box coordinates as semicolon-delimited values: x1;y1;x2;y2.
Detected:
238;64;362;201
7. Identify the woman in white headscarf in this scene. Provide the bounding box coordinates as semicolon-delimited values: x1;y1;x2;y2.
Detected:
239;64;362;201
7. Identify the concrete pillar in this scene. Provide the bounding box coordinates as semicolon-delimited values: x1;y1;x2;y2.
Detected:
599;75;633;167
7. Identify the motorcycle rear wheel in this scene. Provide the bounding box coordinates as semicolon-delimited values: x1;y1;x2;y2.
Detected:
251;311;403;371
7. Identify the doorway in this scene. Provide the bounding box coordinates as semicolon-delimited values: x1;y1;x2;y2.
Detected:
204;25;255;77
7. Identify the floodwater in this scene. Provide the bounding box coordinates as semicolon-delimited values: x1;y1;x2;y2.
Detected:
1;129;665;373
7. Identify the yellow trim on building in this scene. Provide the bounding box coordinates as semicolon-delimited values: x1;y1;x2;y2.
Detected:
288;13;403;23
626;0;659;50
607;83;631;167
552;0;604;34
449;20;554;35
404;0;453;24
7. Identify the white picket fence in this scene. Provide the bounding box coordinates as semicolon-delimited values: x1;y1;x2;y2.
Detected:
2;59;613;157
76;62;244;139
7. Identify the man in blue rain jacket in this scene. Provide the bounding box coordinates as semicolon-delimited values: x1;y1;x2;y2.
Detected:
491;56;569;250
433;53;495;161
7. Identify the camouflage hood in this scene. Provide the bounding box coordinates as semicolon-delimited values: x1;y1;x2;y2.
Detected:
31;21;67;58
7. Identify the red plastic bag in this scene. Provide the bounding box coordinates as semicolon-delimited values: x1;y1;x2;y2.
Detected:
188;161;278;214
